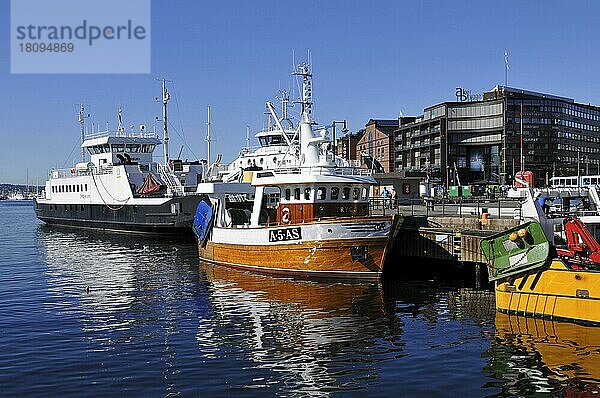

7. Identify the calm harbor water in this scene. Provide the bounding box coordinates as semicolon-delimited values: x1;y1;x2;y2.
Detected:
1;201;600;397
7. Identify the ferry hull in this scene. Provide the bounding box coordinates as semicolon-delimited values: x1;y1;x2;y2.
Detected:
198;237;388;280
34;197;200;237
495;260;600;325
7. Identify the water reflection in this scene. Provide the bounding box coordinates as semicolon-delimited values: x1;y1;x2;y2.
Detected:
200;264;403;394
38;225;199;319
34;218;600;396
489;313;600;396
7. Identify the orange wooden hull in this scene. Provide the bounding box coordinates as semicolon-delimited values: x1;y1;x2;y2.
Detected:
198;237;388;280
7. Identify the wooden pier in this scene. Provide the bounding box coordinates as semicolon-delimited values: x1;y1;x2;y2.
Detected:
392;215;520;264
384;215;521;285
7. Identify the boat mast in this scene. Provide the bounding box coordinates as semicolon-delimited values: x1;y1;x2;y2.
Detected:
293;62;320;166
206;106;212;166
117;107;124;135
246;125;250;149
79;104;89;162
162;79;170;166
293;63;313;118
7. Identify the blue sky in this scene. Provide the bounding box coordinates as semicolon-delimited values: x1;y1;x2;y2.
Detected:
1;0;600;184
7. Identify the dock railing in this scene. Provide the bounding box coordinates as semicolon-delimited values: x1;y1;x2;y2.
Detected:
369;196;523;219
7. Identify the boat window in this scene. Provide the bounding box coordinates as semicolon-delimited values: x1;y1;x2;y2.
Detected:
342;187;350;200
112;144;125;153
294;188;301;200
285;188;291;201
85;184;88;191
583;178;591;185
362;187;368;199
317;187;326;200
259;158;264;165
76;185;80;192
304;187;311;200
259;135;284;146
353;188;360;200
102;144;110;153
331;187;339;200
593;178;598;184
273;157;278;165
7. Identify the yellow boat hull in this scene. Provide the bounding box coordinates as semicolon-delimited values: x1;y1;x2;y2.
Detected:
495;260;600;325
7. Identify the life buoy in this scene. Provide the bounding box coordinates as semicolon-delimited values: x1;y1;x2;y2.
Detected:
281;207;291;224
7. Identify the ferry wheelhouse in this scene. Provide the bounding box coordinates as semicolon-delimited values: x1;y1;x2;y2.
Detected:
193;64;398;280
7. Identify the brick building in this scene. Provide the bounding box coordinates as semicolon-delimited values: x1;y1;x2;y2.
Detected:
356;119;401;172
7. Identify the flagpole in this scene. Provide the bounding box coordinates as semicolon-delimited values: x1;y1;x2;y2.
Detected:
504;50;509;87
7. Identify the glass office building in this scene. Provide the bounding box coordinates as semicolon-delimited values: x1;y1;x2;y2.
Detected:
395;86;600;187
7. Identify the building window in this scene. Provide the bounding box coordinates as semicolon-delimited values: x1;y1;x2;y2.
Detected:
304;188;311;200
285;188;291;201
294;188;301;200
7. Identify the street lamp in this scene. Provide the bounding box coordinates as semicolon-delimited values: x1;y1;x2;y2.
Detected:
332;120;348;157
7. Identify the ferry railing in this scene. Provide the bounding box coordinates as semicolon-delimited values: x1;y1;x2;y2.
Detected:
49;165;114;179
83;129;160;140
274;166;372;177
156;163;184;196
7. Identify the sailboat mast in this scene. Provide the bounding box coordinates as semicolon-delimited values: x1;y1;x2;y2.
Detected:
162;79;170;166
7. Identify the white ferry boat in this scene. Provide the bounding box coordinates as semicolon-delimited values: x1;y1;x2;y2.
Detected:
34;81;205;235
220;90;350;183
193;63;399;280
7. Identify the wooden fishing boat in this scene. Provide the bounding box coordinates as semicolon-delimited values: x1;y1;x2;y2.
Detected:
193;63;399;280
481;217;600;325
